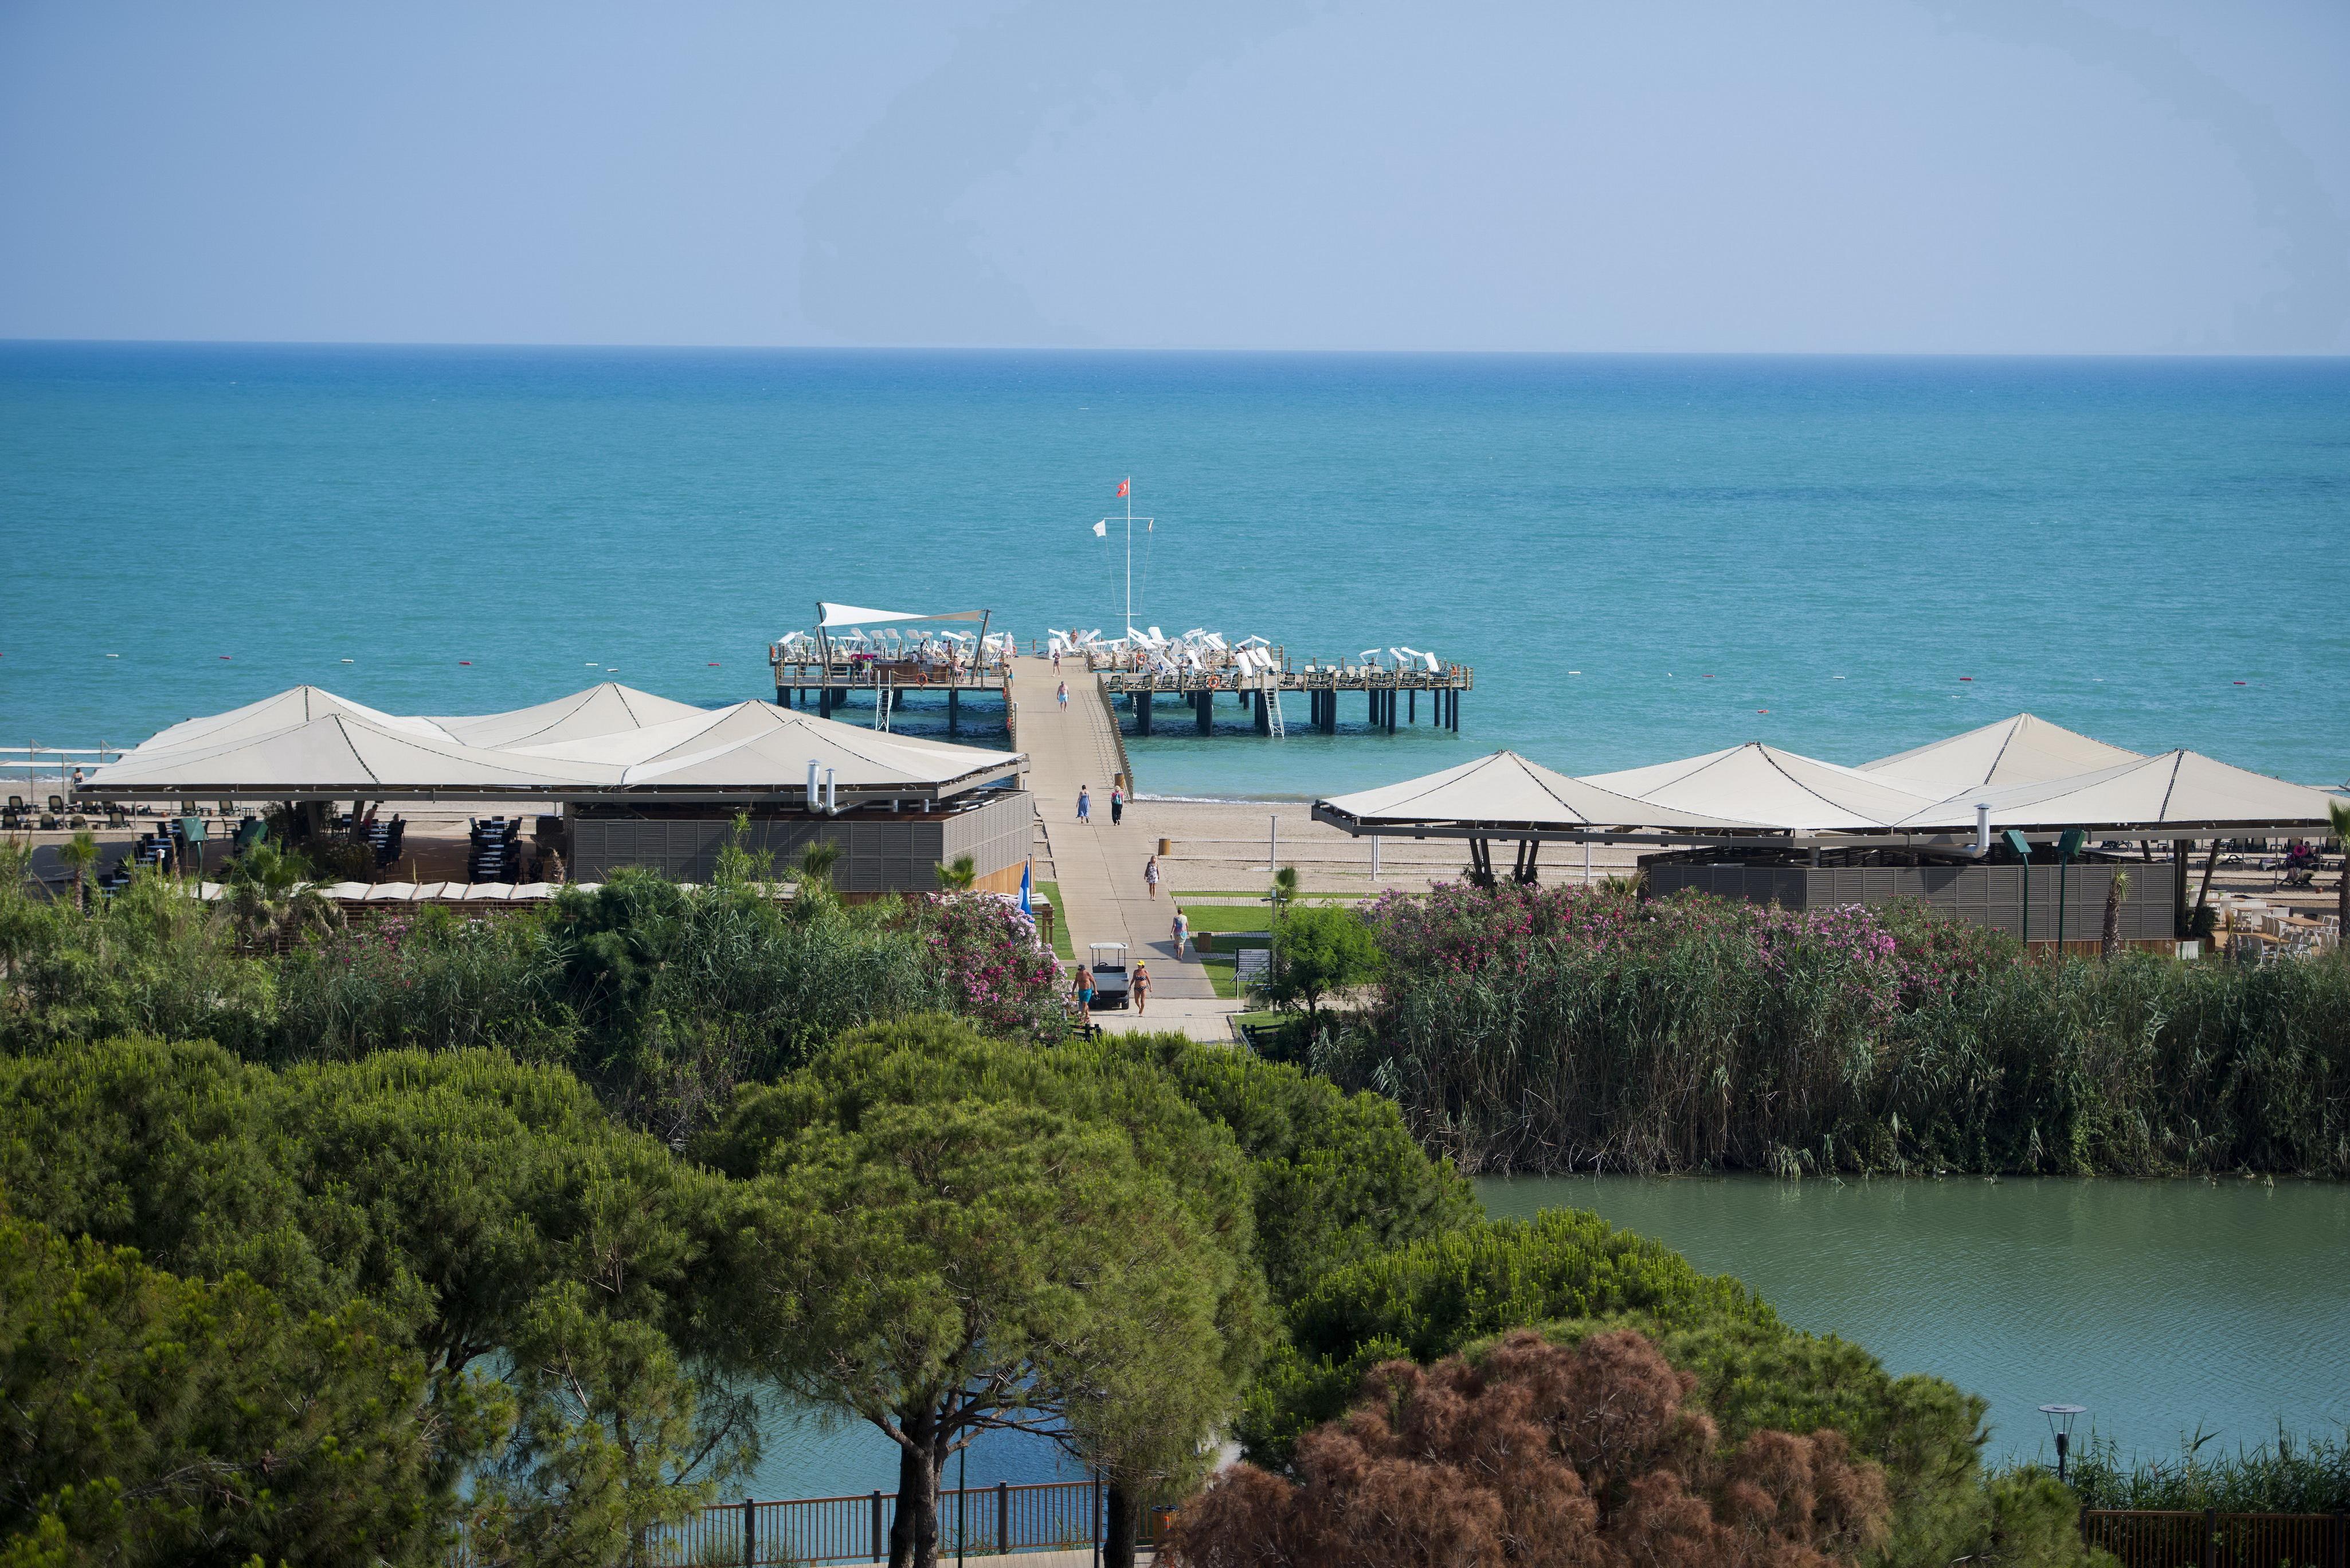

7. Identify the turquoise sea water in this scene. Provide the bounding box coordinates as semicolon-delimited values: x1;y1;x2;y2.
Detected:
3;343;2347;797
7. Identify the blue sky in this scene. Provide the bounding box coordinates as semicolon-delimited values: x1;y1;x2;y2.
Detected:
2;0;2346;352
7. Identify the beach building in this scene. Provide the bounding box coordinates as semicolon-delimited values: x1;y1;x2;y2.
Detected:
1314;715;2347;947
78;683;1033;896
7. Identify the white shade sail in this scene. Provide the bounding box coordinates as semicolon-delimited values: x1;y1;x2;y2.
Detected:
127;685;462;756
817;602;986;628
1581;743;1942;832
1319;751;1768;832
83;685;1025;802
433;683;707;749
1893;751;2348;832
1861;713;2144;795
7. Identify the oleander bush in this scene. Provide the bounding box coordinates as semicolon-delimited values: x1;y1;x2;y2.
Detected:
1318;881;2350;1176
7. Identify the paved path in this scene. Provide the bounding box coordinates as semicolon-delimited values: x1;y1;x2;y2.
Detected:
1012;655;1223;1009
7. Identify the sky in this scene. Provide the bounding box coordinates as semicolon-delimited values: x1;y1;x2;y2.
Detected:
2;0;2347;353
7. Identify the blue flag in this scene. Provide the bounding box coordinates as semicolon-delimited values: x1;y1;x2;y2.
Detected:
1019;859;1033;917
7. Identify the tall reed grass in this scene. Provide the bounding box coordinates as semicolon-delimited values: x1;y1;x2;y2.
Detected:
1319;883;2350;1176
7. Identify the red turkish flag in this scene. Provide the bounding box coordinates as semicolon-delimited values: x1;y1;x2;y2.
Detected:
1115;479;1129;497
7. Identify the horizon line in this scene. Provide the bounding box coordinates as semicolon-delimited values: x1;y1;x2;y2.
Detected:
4;336;2348;363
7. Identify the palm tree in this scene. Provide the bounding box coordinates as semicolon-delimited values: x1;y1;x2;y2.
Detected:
223;843;341;950
2331;799;2350;940
798;840;842;887
56;830;99;911
1268;864;1299;914
935;853;977;892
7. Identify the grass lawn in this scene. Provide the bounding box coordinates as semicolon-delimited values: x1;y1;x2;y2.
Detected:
1171;890;1362;903
1033;880;1075;959
1177;902;1277;935
1197;949;1249;999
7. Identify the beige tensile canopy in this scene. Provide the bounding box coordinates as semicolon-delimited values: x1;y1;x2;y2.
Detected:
1892;750;2348;833
506;700;1023;794
1861;713;2144;796
82;709;620;795
1315;751;1768;834
81;684;1025;805
126;685;464;756
1580;742;1942;833
432;683;707;750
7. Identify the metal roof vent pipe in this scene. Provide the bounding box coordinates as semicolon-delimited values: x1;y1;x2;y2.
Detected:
1974;802;1992;857
824;768;837;816
806;761;819;812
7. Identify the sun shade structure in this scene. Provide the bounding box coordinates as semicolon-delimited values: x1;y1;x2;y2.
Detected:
431;683;707;750
1581;742;1944;832
1861;713;2144;796
1891;750;2347;834
81;685;1025;805
1315;751;1768;834
816;602;988;628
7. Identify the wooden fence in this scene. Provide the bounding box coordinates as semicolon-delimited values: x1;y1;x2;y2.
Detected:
2083;1510;2349;1568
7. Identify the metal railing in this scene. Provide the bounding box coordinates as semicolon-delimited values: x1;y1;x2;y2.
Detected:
637;1479;1152;1566
2082;1509;2349;1568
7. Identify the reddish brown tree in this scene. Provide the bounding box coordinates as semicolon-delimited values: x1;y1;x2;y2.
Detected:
1165;1329;1889;1568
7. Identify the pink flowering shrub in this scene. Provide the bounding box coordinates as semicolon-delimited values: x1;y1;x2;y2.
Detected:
905;893;1074;1042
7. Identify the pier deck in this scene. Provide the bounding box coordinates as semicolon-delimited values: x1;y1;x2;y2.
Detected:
1008;655;1223;1021
1099;663;1473;735
770;657;1013;729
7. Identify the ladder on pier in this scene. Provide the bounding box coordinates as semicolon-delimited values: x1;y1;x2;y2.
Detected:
873;674;892;732
1261;676;1286;739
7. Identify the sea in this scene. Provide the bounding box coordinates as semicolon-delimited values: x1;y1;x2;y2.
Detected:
3;342;2347;797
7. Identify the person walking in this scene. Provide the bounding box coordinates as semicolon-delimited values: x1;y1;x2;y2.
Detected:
1143;853;1161;899
1056;680;1069;709
1076;785;1091;824
1052;647;1061;671
1171;908;1189;957
1130;961;1152;1016
1074;963;1095;1012
1110;782;1125;825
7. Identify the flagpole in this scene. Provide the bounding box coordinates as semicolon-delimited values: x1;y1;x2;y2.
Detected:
1124;477;1133;642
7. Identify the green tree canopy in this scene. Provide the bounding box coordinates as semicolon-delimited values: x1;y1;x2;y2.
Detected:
1262;904;1381;1027
0;1208;442;1568
1088;1032;1479;1304
696;1016;1267;1568
0;1038;749;1565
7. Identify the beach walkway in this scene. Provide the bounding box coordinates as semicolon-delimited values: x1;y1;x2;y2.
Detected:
1012;655;1230;1033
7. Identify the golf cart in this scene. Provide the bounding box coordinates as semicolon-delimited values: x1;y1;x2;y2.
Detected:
1086;942;1131;1009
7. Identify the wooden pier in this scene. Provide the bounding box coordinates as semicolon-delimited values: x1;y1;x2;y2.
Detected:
1100;662;1472;736
769;654;1013;734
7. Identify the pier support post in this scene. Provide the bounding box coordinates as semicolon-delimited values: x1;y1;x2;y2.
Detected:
818;686;832;719
1195;691;1212;734
1253;691;1270;735
947;688;959;734
1409;688;1416;723
1137;691;1153;736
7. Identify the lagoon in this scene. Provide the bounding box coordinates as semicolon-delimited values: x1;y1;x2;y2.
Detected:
749;1174;2350;1500
1479;1175;2350;1465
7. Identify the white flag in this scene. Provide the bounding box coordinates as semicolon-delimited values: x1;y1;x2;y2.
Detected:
1092;520;1107;538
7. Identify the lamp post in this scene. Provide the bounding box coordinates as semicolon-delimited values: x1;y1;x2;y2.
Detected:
2039;1404;2087;1483
2057;829;2086;949
2006;830;2035;948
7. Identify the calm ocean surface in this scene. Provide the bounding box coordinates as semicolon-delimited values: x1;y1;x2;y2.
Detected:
3;343;2347;796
